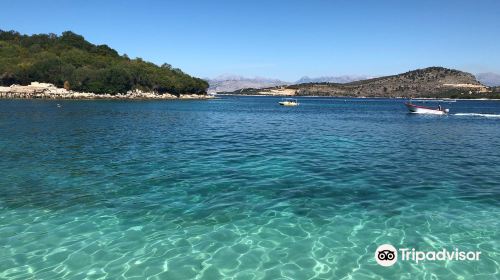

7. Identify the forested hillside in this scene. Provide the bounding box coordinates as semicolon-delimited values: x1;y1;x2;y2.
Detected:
0;30;208;95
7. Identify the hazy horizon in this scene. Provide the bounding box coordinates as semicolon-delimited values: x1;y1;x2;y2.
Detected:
2;0;499;81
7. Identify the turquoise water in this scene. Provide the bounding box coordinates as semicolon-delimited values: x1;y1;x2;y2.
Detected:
0;97;499;279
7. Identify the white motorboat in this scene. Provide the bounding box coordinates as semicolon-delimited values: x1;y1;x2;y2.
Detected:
405;102;449;115
279;98;299;106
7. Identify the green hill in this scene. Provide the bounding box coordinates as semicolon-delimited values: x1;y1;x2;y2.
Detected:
0;30;208;95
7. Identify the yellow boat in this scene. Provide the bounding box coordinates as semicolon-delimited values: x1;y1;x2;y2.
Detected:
278;98;299;106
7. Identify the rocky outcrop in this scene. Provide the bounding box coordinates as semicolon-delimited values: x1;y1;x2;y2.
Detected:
0;82;212;100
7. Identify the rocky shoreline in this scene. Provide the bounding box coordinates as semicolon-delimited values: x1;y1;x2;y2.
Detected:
0;82;213;100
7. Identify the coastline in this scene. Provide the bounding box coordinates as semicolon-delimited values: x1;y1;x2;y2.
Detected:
2;82;497;101
0;82;213;100
216;93;500;100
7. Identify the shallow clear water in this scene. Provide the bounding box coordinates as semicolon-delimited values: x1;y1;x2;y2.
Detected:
0;97;499;279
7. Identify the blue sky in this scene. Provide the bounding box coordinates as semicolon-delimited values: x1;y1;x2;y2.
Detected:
1;0;499;81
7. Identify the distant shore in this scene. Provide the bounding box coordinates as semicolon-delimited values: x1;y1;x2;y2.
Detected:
216;93;500;100
0;82;213;100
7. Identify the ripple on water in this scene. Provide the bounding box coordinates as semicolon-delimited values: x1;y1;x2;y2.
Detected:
0;98;499;279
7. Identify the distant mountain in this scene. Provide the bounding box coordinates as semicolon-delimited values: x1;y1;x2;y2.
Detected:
233;67;490;98
207;74;374;93
207;75;288;93
476;72;500;86
295;75;373;84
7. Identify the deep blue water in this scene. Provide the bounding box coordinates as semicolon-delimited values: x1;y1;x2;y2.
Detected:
0;96;499;279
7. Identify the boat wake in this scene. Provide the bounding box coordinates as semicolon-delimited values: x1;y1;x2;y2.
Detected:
453;113;500;118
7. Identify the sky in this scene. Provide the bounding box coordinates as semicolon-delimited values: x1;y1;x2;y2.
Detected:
1;0;499;81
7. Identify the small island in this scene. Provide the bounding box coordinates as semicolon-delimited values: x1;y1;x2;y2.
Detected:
0;30;210;99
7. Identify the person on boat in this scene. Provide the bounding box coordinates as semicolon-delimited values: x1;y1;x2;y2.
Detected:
438;105;442;111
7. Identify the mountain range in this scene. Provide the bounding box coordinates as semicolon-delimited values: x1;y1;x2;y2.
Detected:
207;75;375;93
295;75;373;84
206;75;288;93
475;72;500;86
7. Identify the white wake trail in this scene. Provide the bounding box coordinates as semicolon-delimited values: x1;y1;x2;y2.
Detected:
453;113;500;118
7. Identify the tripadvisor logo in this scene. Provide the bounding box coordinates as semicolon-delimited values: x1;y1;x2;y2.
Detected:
375;244;398;266
375;244;481;267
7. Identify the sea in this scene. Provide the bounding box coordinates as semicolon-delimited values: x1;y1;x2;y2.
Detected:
0;96;499;279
